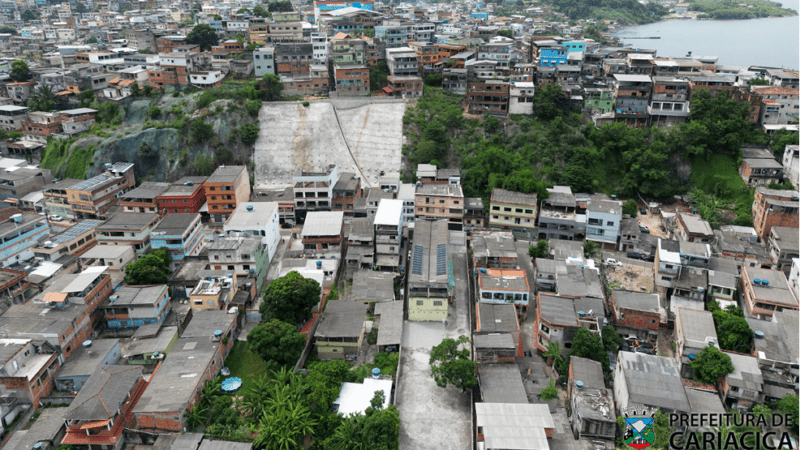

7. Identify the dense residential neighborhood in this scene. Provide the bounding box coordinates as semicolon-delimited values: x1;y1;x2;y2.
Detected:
0;0;795;448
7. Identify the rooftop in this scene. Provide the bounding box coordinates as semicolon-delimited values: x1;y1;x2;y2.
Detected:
373;300;403;347
207;165;246;183
121;181;170;201
613;289;661;313
618;351;690;412
112;285;166;306
374;199;404;226
472;230;518;262
315;301;367;339
490;188;537;206
333;378;393;416
351;271;395;301
55;338;119;379
66;365;143;421
97;212;159;231
301;211;344;237
479;269;529;291
225;202;278;228
677;307;717;350
153;213;199;236
478;364;528;404
476;303;519;333
475;403;554;450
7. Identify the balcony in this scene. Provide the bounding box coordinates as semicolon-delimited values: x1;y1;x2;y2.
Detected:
648;103;690;117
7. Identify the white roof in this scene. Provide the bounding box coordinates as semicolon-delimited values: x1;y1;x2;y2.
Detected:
397;183;416;201
224;202;277;228
80;244;133;259
475;403;554;450
301;211;344;237
613;74;652;82
374;199;404;226
333;378;393;416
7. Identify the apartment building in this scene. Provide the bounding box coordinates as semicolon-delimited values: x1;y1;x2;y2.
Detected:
275;43;314;75
386;46;422;98
768;226;799;273
467;80;510;116
0;208;49;268
649;76;690;126
253;45;275;77
374;199;403;270
586;199;622;250
415;183;464;230
612;74;652;125
157;176;207;215
42;179;81;220
65;163;136;220
223;202;280;262
293;164;338;222
32;219;102;262
147;52;199;89
332;172;361;216
205;165;250;226
208;234;269;290
150;213;204;270
537;186;583;241
301;211;345;253
0;167;53;201
120;181;170;213
752;187;799;240
0;339;60;409
101;285;172;328
96;213;160;256
675;213;714;244
0;105;28;131
740;266;798;320
488;188;537;233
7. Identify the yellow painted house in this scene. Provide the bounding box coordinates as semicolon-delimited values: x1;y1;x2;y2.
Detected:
408;297;448;321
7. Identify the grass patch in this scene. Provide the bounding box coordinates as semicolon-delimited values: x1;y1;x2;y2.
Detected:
62;144;95;179
690;153;754;225
224;340;269;392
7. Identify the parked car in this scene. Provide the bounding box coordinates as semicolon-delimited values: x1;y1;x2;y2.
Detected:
627;252;645;260
643;254;655;262
639;342;655;350
605;258;623;267
639;207;647;215
280;222;293;229
635;347;655;355
639;225;650;234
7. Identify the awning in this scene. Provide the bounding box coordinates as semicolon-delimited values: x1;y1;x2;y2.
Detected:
79;419;111;430
382;87;393;94
43;292;68;303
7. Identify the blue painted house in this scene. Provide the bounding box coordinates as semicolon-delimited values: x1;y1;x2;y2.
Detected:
103;285;172;328
539;47;568;66
150;213;204;271
563;41;586;52
0;210;49;267
471;12;489;19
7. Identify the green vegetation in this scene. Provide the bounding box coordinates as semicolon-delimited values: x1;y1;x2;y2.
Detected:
186;23;219;51
570;327;609;372
40;138;77;177
528;241;549;259
538;380;559;401
260;271;322;324
601;326;624;352
708;301;752;353
9;60;30;82
690;345;734;384
688;0;797;19
551;0;667;23
124;248;171;285
429;335;478;392
622;199;638;217
267;0;293;12
63;144;95;179
224;340;270;392
369;61;389;91
247;319;306;371
239;123;260;145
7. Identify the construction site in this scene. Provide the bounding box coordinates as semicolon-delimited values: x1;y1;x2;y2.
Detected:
253;98;406;189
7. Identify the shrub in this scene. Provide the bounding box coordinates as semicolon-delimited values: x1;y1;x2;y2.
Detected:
244;99;262;116
148;105;161;118
302;101;310;107
189;119;214;142
239;123;259;145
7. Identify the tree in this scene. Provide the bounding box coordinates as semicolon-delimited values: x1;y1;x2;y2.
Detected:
690;345;734;384
186;24;220;51
9;60;31;82
237;7;251;13
369;62;389;91
96;102;120;123
569;327;609;372
245;99;262;116
260;271;321;324
601;326;624;352
305;360;355;413
776;395;799;431
748;77;771;86
429;335;478;392
324;393;400;450
77;89;95;108
189;119;214;142
254;399;316;450
148;105;161;118
253;5;270;17
28;85;62;112
21;9;38;21
0;26;17;35
213;14;222;20
424;73;442;87
124;253;170;285
76;2;88;13
583;240;599;258
534;82;566;120
261;74;283;101
184;403;209;429
622;199;638;217
528;240;548;259
542;341;562;366
709;301;752;353
247;319;306;368
239;123;259;145
267;0;293;12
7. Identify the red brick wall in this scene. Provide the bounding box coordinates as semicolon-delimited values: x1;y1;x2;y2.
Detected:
615;307;660;330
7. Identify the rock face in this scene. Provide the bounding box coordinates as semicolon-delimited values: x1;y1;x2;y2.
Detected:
254;98;405;189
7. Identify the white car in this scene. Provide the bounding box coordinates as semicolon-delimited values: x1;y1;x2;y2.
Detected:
605;258;623;267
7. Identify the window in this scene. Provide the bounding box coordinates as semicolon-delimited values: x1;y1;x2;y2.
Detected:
607;222;614;226
540;323;550;333
492;206;499;211
650;319;656;324
433;301;443;306
416;300;423;306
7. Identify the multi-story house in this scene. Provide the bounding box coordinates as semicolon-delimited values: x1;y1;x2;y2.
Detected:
674;307;718;368
649;76;690;126
249;17;271;45
32;220;103;263
609;290;664;338
408;219;450;321
96;213;160;257
101;285;172;328
301;211;345;254
782;145;800;186
65;163;136;220
535;293;603;352
332;172;361;216
79;245;136;273
205;165;250;226
133;311;236;433
721;352;764;409
612;74;652;125
127;28;158;52
478;268;530;307
627;53;654;76
208;234;269;290
538;45;567;66
739;157;784;187
409;41;439;74
740;266;798;320
374;199;403;271
157;176;207;215
60;365;147;448
150;213;204;271
584;87;615;114
488;188;537;233
386;46;422;98
467;80;509;116
537;186;583;241
43;179;82;220
0;339;60;409
330;34;370;96
147;52;199;89
21;111;62;143
311;32;328;65
274;43;314;75
768;226;799;273
375;23;409;48
675;213;714;244
442;68;468;95
586;198;622;250
253;45;275;77
0;105;28;131
120;181;170;213
414;183;464;230
751;86;800;126
477;39;518;68
752;187;799;240
223;202;280;261
0;166;53;201
509;81;535;115
189;272;239;311
568;357;615;441
293;164;338;222
689;74;736;98
0;208;49;268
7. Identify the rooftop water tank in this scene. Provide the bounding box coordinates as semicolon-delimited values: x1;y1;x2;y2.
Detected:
82;340;92;349
480;267;487;274
754;330;765;339
316;261;322;267
372;367;381;379
688;353;697;361
575;380;584;389
213;330;223;338
246;205;254;212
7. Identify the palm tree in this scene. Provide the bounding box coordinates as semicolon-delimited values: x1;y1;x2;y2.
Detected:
184;403;208;429
583;240;599;258
543;342;562;366
199;376;223;404
28;85;60;112
253;401;316;450
328;416;365;450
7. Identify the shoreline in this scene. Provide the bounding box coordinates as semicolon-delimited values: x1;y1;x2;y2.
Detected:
614;10;798;32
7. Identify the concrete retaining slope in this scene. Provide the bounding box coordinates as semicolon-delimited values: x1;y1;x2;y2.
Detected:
254;98;405;189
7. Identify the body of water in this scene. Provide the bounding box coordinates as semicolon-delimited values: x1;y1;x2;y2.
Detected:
613;0;800;69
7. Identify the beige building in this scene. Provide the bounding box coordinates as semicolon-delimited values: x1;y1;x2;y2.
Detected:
408;219;451;321
314;301;367;360
414;184;464;230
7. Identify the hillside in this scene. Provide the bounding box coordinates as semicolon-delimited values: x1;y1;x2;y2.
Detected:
39;82;263;184
403;86;798;227
548;0;668;24
687;0;797;19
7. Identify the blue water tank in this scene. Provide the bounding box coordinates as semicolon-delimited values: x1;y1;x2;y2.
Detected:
214;330;223;338
316;261;322;267
372;367;381;379
480;268;487;274
575;380;584;389
688;353;697;361
762;280;770;287
754;279;762;285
